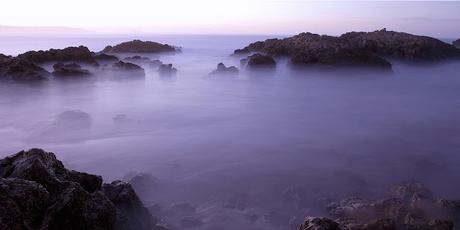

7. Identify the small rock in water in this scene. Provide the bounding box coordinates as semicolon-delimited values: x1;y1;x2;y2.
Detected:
209;63;239;76
158;64;177;76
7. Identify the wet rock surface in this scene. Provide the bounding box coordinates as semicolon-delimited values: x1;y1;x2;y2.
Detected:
52;62;92;79
0;54;51;82
209;63;239;76
102;40;179;53
0;148;165;230
234;29;460;70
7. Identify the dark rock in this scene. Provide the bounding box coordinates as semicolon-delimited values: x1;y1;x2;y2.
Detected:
95;53;119;62
209;63;239;76
0;54;50;82
102;40;179;53
246;53;276;69
299;216;344;230
52;110;92;130
102;181;159;230
454;39;460;49
0;178;50;230
0;149;164;230
52;62;93;79
234;29;460;70
123;56;163;69
112;61;146;78
158;64;177;76
18;46;96;63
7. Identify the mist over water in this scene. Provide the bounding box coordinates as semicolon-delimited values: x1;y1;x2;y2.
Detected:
1;35;460;229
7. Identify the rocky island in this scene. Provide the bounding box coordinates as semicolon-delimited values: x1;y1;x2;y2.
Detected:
234;29;460;71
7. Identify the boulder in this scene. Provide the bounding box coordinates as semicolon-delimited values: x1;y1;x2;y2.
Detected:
158;64;177;76
0;54;50;82
52;110;92;130
52;63;93;79
246;54;276;69
111;61;146;78
18;46;96;63
0;148;165;230
453;39;460;49
102;40;179;53
299;216;344;230
209;63;239;76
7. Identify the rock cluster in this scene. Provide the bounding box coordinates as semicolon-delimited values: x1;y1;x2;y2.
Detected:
0;54;50;82
299;181;459;230
52;63;92;79
234;29;460;70
0;148;166;230
18;46;97;63
246;54;276;70
209;63;239;75
102;40;179;53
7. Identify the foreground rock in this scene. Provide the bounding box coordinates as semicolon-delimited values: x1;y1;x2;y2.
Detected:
307;181;459;230
52;63;92;79
0;54;50;82
454;39;460;49
18;46;96;63
158;64;177;76
0;148;165;230
102;40;179;53
234;29;460;70
209;63;239;76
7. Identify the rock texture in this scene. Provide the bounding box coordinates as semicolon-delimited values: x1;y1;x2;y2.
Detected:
52;63;92;79
18;46;96;63
234;29;460;70
102;40;179;53
0;148;165;230
246;54;277;70
209;63;239;75
0;54;50;82
111;61;146;78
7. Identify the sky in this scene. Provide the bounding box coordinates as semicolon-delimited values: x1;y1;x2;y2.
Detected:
0;0;459;37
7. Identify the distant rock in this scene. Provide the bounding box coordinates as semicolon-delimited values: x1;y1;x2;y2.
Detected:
453;39;460;49
0;54;50;82
95;53;119;62
123;56;163;69
112;61;146;78
102;40;179;53
158;64;177;76
234;29;460;70
18;46;96;63
52;110;92;129
52;63;93;79
209;63;239;76
0;148;166;230
246;54;276;70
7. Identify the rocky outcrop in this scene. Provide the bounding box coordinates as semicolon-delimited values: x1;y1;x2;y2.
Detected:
95;53;120;62
111;61;146;78
102;40;179;53
309;181;458;230
123;56;163;69
0;54;50;82
0;148;165;230
52;63;92;79
18;46;96;63
158;64;177;76
454;39;460;49
209;63;239;75
234;29;460;70
246;54;276;70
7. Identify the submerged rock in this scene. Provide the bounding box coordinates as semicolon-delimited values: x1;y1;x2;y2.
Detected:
102;40;179;53
158;64;177;76
0;54;50;82
123;56;163;69
52;63;93;79
234;29;460;70
209;63;239;76
52;110;92;130
111;61;146;78
0;148;165;230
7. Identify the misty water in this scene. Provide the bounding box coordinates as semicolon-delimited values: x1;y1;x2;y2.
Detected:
1;35;460;230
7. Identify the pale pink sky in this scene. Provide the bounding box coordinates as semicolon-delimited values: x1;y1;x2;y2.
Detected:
1;1;459;37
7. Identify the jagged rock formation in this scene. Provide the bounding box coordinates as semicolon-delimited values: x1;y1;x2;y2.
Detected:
0;54;50;82
209;63;239;75
102;40;179;53
52;63;93;79
300;181;459;230
234;29;460;70
0;148;166;230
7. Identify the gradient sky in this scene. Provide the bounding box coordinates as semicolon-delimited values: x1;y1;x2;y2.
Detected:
1;1;459;37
